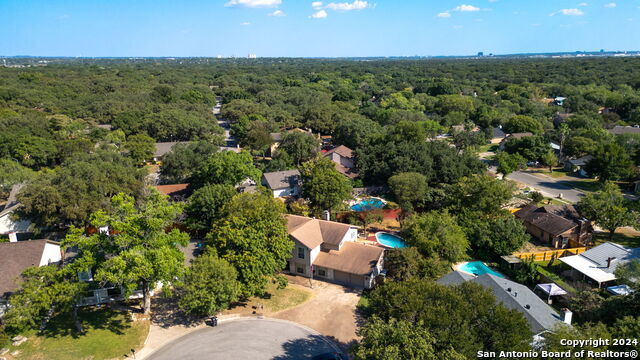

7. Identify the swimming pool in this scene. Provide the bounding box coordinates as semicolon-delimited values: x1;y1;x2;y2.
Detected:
351;198;386;212
375;232;408;249
458;261;504;278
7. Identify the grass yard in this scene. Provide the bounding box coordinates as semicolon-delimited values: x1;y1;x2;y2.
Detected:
594;228;640;248
7;308;149;360
477;143;499;153
223;281;312;316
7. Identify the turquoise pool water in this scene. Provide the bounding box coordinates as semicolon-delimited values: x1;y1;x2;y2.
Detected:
351;198;385;212
375;232;407;248
458;261;504;278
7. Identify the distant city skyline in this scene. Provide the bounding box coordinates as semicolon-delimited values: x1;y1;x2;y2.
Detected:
1;0;639;57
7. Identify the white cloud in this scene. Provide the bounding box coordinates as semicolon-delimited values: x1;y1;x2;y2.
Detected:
604;2;616;8
452;4;480;12
326;0;370;11
240;21;251;25
551;8;585;16
312;1;323;10
268;9;286;16
310;9;328;18
437;12;451;18
225;0;281;8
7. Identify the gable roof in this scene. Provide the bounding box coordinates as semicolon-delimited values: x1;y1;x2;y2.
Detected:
313;242;384;276
436;270;475;286
324;145;354;159
0;240;59;298
472;274;562;334
286;215;354;249
508;132;534;139
567;155;593;167
154;142;190;158
515;204;581;236
491;127;506;139
578;242;640;274
262;170;301;190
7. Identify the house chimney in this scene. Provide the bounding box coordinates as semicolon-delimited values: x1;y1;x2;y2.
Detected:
561;309;572;325
607;257;616;268
323;210;330;221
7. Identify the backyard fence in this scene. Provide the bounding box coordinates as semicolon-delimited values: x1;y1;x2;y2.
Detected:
512;247;587;262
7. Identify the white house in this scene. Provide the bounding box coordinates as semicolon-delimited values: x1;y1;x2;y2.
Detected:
286;215;384;289
262;170;301;198
560;242;640;288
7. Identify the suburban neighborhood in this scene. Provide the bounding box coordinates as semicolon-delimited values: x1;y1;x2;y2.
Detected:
2;2;640;358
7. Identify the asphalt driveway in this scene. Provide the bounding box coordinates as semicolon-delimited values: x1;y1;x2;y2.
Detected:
146;318;339;360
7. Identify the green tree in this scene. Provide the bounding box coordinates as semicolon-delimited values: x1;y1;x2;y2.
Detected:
159;141;219;184
17;152;145;227
63;190;189;314
503;135;551;162
300;156;352;212
366;279;530;358
503;115;544;134
402;211;469;263
3;265;86;334
578;182;635;239
615;259;640;290
388;172;429;212
278;132;319;165
540;150;558;172
354;317;464;360
0;159;35;195
586;142;633;182
493;151;527;177
458;211;529;260
178;253;241;317
185;184;237;232
191;150;261;189
333;117;383;150
206;192;292;297
384;247;449;282
124;133;155;164
447;174;515;215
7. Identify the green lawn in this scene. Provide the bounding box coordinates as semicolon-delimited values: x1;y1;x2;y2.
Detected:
594;229;640;248
8;308;149;360
535;261;578;294
477;143;498;153
223;281;312;315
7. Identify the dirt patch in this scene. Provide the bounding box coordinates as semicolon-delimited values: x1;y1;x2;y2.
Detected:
273;275;362;350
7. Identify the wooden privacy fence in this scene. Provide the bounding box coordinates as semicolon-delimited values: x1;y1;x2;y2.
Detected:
512;247;587;262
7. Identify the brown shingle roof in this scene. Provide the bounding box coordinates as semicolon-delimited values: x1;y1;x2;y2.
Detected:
515;204;579;236
286;215;353;249
314;242;384;275
0;240;59;298
324;145;353;159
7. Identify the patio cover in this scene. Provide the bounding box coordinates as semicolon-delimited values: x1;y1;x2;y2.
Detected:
535;283;567;296
560;254;617;284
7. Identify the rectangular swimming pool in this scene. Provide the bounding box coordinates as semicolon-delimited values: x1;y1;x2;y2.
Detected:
458;261;505;278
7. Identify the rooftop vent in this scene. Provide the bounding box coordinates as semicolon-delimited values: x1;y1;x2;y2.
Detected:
525;304;531;310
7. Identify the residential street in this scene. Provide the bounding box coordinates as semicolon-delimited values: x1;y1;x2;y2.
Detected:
213;96;235;146
506;171;586;203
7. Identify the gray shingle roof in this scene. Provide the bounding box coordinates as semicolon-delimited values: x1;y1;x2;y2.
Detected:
437;271;563;334
436;270;475;286
0;240;59;298
472;274;562;334
579;242;640;274
609;126;640;135
262;170;301;190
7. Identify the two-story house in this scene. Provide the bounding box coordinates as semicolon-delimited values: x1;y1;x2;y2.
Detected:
286;215;384;289
322;145;358;179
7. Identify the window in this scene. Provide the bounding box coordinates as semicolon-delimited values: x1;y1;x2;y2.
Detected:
297;247;305;259
296;266;304;274
318;268;327;277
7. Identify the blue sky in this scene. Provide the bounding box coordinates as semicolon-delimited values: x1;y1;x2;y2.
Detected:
0;0;639;57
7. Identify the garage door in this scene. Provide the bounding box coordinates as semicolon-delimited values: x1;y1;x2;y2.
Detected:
333;270;364;288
